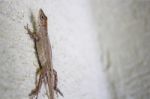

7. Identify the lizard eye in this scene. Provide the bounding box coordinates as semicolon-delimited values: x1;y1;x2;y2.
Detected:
41;15;44;19
40;15;44;20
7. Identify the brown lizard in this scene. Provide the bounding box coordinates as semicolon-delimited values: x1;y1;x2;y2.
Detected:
24;9;63;99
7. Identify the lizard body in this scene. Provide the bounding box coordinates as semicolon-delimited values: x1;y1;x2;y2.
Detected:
25;9;63;99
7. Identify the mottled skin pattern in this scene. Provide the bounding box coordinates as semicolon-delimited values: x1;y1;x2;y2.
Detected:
25;9;63;99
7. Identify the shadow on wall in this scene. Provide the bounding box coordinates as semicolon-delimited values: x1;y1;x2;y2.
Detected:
90;0;150;99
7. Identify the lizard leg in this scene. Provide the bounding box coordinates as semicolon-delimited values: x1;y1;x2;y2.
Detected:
53;69;64;97
35;67;42;84
29;71;43;99
24;24;39;41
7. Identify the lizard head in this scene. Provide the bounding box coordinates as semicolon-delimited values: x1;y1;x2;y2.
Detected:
38;9;47;27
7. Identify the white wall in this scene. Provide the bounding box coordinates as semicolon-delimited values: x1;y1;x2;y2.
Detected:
0;0;109;99
1;0;149;99
92;0;150;99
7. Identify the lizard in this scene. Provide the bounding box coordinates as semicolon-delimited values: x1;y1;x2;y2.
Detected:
24;9;63;99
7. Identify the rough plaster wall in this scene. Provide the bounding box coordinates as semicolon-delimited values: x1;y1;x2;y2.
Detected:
0;0;110;99
92;0;150;99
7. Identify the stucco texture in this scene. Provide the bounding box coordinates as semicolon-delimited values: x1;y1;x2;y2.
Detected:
0;0;109;99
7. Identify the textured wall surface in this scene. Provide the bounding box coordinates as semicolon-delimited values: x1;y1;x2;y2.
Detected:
0;0;109;99
92;0;150;99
